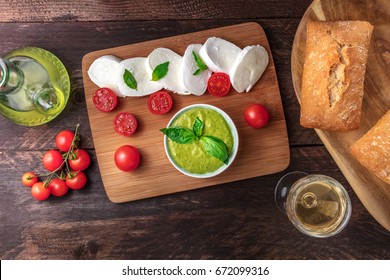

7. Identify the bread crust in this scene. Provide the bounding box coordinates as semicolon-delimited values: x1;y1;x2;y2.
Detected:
350;110;390;185
300;21;373;131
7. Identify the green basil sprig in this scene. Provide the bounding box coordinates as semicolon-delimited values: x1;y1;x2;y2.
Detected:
192;51;208;76
152;61;169;81
160;127;198;144
123;69;137;90
161;118;229;164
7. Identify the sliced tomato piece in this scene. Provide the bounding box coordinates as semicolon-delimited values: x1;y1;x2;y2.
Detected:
207;72;231;97
93;87;118;112
113;112;138;136
147;91;173;115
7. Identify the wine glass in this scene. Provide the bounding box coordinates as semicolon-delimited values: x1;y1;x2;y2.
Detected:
275;171;352;238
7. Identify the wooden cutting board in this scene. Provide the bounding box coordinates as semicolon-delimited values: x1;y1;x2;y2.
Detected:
291;0;390;230
82;22;289;203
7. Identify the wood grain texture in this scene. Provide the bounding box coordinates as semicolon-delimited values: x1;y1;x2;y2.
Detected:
0;0;313;22
2;147;389;260
1;0;390;260
291;0;390;231
82;22;290;202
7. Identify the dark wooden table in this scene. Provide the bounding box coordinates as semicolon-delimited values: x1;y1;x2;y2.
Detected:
1;0;389;260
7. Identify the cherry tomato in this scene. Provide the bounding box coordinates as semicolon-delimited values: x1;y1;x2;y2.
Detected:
147;91;173;115
207;72;231;97
42;150;63;172
56;130;75;152
68;149;91;171
31;182;51;201
113;112;138;136
21;172;39;187
244;103;270;128
93;87;118;112
66;171;87;190
114;145;140;172
48;178;69;197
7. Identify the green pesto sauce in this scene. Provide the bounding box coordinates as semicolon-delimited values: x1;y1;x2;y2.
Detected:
168;107;234;174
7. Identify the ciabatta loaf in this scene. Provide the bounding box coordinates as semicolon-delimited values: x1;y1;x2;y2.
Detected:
300;21;373;131
350;110;390;185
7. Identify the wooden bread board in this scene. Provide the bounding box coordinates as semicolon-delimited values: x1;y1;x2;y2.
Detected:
291;0;390;230
82;22;289;203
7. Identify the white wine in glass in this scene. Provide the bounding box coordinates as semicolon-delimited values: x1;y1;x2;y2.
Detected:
275;172;352;238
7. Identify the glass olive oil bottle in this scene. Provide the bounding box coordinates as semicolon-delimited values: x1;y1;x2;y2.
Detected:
0;47;70;126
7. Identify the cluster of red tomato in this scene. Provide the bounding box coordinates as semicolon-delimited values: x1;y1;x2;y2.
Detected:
92;87;176;172
21;127;91;201
206;73;270;128
93;88;173;118
207;73;270;128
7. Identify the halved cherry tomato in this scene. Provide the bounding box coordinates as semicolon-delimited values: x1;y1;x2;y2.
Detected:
31;182;51;201
42;150;63;172
207;72;231;97
66;171;87;190
56;130;75;152
147;91;173;115
113;112;138;136
48;178;69;197
244;103;270;128
93;87;118;112
68;149;91;171
114;145;140;172
21;172;38;187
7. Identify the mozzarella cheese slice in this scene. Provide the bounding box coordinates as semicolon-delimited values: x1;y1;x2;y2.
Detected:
117;57;163;97
182;44;212;95
87;55;123;97
145;48;189;95
230;45;269;93
199;37;242;74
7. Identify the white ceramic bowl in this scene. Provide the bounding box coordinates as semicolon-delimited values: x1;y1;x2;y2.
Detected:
163;104;239;178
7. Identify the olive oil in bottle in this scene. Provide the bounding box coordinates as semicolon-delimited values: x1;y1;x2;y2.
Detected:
2;56;59;113
0;47;70;126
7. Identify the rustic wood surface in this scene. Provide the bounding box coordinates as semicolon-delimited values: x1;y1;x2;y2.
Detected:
291;0;390;231
1;0;390;260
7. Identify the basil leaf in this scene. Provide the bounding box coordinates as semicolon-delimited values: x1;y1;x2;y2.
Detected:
160;127;198;144
152;61;169;81
193;117;204;137
193;69;201;76
200;135;229;164
123;69;137;90
192;51;208;76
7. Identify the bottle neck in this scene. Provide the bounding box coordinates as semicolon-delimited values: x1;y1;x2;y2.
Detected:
0;56;59;115
0;58;24;95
